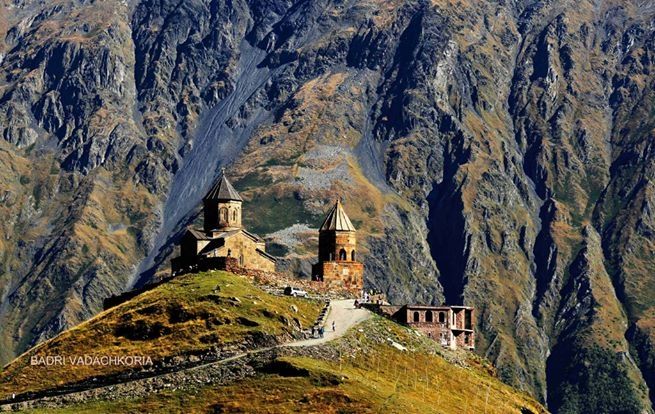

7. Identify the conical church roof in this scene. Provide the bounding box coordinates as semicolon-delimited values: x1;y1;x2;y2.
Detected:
203;172;242;202
319;200;356;232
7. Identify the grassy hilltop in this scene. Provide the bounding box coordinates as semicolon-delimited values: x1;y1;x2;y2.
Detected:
29;317;547;414
0;271;322;396
0;271;545;413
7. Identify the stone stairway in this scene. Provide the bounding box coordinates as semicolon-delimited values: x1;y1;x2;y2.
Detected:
310;300;331;337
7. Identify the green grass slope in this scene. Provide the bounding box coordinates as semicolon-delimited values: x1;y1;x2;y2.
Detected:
23;319;545;413
0;271;322;396
1;272;546;413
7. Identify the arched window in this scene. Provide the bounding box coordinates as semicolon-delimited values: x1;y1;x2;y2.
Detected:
232;210;237;222
425;310;433;323
227;249;232;257
351;250;356;261
413;312;420;322
439;312;446;323
239;254;244;266
220;208;228;222
339;249;347;260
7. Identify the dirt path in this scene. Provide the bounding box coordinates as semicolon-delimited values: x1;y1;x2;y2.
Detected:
0;301;371;411
288;299;371;347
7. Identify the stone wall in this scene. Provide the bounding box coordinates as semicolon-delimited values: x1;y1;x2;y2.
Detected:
451;307;474;330
203;199;242;232
209;233;275;273
364;305;475;350
247;270;356;299
172;256;232;275
103;274;177;310
173;238;275;275
312;261;363;292
231;236;273;272
318;231;357;262
452;331;474;349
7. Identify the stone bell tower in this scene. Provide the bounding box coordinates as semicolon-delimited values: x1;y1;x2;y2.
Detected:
312;200;364;293
203;170;243;232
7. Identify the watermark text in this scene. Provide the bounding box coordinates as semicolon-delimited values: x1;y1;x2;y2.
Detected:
30;355;153;367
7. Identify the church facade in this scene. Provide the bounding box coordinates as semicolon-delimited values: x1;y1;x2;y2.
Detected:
171;173;276;274
311;200;364;292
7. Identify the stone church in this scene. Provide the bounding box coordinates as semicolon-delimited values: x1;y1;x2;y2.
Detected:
171;172;276;274
311;200;364;292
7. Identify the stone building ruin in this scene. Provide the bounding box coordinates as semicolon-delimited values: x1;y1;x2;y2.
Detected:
395;305;475;349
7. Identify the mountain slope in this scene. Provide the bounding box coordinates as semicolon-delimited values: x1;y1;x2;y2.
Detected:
1;0;654;411
0;270;321;398
0;271;545;414
21;319;547;413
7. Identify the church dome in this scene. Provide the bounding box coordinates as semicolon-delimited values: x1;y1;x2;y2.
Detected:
319;200;356;232
204;172;243;202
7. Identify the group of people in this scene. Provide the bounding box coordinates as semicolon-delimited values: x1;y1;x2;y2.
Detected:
312;326;325;338
311;321;336;338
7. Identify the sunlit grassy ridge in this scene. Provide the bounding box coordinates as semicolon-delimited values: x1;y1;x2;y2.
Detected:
0;271;322;396
25;317;547;414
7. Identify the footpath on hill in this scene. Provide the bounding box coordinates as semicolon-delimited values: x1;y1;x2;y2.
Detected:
289;299;370;347
0;300;371;411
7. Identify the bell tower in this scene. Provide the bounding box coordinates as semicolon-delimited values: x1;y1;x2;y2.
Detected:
317;200;357;262
203;170;243;232
312;200;364;293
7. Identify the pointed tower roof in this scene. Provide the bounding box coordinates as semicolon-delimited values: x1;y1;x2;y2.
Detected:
319;200;356;232
203;171;243;202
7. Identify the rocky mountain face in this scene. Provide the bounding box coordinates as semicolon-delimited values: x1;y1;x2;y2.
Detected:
1;0;654;412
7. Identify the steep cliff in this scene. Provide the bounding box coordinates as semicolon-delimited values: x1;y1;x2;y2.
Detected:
1;0;654;412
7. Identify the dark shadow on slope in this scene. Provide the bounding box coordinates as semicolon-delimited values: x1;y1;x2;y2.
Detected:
547;340;644;414
626;323;655;406
531;198;558;321
367;6;429;143
426;133;471;306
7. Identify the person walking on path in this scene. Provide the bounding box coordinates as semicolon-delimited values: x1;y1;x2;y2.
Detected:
332;321;336;332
